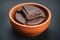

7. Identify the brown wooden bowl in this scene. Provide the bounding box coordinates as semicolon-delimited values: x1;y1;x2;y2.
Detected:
9;3;51;37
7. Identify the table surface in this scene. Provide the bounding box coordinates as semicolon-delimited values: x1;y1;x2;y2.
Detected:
0;0;60;40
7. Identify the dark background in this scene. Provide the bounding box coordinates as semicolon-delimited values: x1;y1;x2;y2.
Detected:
0;0;60;40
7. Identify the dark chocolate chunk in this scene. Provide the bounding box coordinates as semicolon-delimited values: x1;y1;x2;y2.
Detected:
26;17;45;25
22;6;45;20
15;13;26;24
22;6;40;13
39;10;45;18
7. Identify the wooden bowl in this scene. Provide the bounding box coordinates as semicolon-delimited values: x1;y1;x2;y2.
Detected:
9;3;51;37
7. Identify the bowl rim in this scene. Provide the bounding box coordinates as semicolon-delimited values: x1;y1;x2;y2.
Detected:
9;2;51;27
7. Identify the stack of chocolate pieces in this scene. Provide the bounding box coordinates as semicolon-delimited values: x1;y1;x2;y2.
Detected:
15;5;45;25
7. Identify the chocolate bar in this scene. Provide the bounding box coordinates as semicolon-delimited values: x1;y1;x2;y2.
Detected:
15;12;27;24
26;17;45;25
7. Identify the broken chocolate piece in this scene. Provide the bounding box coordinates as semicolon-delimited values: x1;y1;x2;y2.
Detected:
26;17;45;25
15;12;26;24
39;10;45;18
22;6;45;20
22;6;40;13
